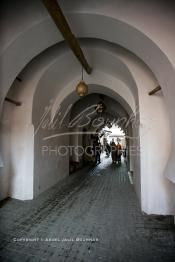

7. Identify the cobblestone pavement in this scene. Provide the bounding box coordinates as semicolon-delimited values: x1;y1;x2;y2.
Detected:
0;156;175;262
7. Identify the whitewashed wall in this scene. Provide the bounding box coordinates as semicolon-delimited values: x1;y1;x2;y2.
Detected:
0;0;175;218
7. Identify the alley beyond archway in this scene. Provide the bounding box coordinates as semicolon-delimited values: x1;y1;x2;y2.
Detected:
0;156;174;262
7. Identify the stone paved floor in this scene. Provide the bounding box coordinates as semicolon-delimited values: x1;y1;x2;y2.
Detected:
0;156;175;262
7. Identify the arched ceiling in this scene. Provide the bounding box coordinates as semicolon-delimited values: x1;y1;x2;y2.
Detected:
1;0;175;108
5;39;142;133
4;37;158;131
68;93;129;133
1;0;175;182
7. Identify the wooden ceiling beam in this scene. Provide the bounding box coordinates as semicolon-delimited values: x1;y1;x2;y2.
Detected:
42;0;92;74
5;97;22;106
149;86;161;95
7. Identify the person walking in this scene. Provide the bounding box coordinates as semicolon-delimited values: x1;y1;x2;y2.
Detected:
93;136;102;164
116;141;122;164
105;141;111;157
110;139;117;163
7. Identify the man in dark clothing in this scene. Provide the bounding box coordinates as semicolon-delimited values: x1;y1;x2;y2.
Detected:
116;142;122;164
105;142;111;157
110;139;117;163
93;137;102;164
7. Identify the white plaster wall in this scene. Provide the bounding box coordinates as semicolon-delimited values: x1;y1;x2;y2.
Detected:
10;123;34;200
139;91;174;214
127;60;175;215
0;80;34;200
33;123;70;197
0;103;13;200
129;122;141;201
0;99;34;201
32;94;71;197
0;45;78;200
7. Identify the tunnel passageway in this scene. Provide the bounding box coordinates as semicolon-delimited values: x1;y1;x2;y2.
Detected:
0;156;175;262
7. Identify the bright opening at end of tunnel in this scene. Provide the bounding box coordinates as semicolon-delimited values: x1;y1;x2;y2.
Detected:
100;124;126;147
102;125;125;139
92;124;127;165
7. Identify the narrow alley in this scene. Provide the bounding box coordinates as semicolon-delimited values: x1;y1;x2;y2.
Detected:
0;156;174;262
